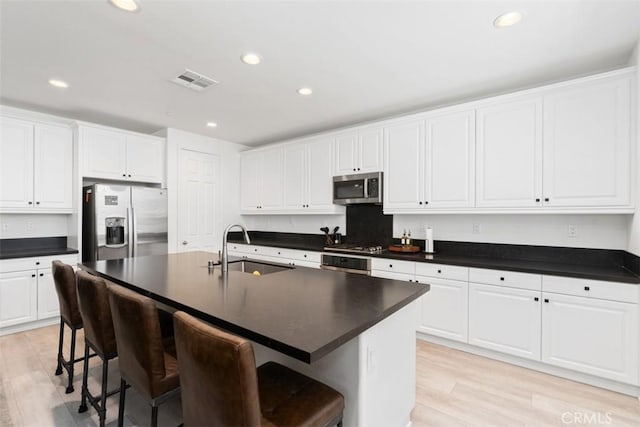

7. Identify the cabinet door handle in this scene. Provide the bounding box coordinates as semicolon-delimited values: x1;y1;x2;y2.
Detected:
31;274;36;278
277;252;281;255
419;201;423;205
304;254;307;258
128;174;131;177
535;198;540;202
544;299;549;303
36;201;40;205
39;273;44;277
353;168;356;171
425;201;429;205
544;198;550;202
500;277;505;281
357;168;360;171
415;279;419;283
254;249;258;252
584;286;590;291
534;297;539;301
28;201;33;205
122;174;126;177
182;241;188;245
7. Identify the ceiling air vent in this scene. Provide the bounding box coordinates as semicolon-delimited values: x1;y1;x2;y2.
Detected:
171;69;218;92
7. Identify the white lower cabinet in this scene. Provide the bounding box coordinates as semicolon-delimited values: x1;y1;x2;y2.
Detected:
0;254;78;331
468;282;542;361
227;244;321;269
0;270;37;328
540;275;640;385
418;277;468;342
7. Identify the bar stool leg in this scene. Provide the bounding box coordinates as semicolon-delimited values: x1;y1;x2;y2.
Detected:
98;359;109;427
55;320;64;376
78;342;90;413
117;378;127;427
151;405;158;427
65;327;77;394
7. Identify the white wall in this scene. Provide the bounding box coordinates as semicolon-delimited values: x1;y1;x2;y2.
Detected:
0;214;69;239
163;128;247;252
395;214;630;250
627;41;640;256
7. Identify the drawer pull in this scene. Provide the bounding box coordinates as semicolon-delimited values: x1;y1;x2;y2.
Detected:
584;286;590;291
534;297;539;301
544;298;549;303
500;277;504;281
304;255;307;258
35;262;40;265
389;264;393;268
437;269;442;273
415;280;419;283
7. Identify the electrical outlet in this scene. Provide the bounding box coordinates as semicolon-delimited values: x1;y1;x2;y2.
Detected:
568;225;577;238
472;224;481;234
26;221;34;231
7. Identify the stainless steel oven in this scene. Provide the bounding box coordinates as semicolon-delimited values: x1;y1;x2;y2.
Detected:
320;253;371;275
333;172;382;205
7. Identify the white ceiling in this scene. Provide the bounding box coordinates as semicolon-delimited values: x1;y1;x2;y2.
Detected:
1;1;639;146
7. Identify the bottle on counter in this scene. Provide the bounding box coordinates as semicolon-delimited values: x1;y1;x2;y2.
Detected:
407;230;412;246
401;230;407;245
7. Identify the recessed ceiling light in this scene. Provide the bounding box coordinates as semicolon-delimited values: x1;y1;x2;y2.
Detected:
493;11;522;28
206;122;218;128
109;0;139;12
297;87;313;96
241;53;262;65
48;79;69;89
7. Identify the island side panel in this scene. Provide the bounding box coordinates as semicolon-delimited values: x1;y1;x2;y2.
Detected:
252;300;419;427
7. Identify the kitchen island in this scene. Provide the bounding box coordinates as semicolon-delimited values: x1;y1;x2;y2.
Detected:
81;251;429;427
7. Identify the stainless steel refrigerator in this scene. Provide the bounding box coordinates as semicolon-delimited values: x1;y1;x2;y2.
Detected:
82;184;168;262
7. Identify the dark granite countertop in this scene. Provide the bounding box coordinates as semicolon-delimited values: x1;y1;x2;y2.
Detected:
0;237;78;260
81;251;428;363
369;251;640;284
229;233;640;284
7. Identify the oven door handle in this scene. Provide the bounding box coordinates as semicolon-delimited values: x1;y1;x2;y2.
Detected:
320;264;371;275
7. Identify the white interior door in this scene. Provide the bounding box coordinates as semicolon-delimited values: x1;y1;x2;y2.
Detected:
178;149;219;252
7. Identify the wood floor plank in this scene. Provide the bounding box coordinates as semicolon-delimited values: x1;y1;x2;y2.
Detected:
3;326;640;426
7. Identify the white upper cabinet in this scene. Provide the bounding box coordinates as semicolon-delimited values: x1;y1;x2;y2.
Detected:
81;125;165;184
126;134;165;183
476;97;543;208
384;110;475;212
384;118;423;210
542;76;631;207
334;126;383;175
245;137;341;214
0;117;72;212
424;110;475;208
33;125;73;210
240;147;284;213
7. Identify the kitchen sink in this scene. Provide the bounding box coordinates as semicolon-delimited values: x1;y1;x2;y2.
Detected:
227;259;293;275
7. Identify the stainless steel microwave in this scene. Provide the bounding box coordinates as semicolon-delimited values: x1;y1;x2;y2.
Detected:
333;172;383;205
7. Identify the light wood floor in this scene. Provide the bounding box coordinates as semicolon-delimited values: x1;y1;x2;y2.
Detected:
1;324;639;426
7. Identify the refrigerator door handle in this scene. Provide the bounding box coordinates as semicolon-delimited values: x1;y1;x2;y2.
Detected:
131;206;138;257
127;206;134;258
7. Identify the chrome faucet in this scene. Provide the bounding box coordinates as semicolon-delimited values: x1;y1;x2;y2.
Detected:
221;224;251;273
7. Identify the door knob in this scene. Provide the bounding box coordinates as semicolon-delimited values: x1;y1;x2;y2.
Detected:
182;241;188;245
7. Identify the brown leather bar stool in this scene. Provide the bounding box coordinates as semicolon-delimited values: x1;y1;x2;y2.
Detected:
173;311;344;427
108;285;180;427
52;260;93;394
76;271;121;427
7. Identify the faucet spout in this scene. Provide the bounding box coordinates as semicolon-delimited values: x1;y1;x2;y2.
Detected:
221;224;251;273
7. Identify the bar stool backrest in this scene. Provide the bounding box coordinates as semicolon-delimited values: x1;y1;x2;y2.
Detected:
173;311;262;427
76;271;117;359
52;261;82;327
108;285;168;399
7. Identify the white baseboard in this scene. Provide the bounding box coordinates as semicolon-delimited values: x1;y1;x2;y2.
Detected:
0;317;59;336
